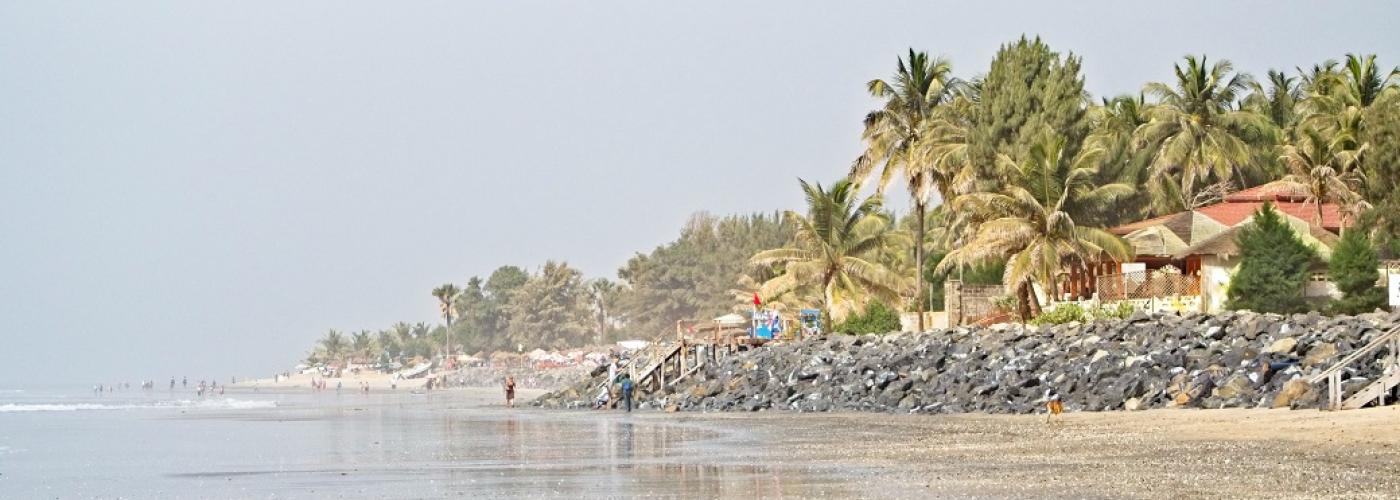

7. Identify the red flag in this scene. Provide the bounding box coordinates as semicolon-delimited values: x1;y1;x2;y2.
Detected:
752;293;762;306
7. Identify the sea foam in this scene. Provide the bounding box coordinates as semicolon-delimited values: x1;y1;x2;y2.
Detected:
0;398;276;413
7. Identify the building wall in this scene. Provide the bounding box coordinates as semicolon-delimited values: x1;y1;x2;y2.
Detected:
944;280;1007;325
1201;255;1236;313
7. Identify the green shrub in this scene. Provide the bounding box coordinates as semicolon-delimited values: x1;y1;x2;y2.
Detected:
1029;303;1089;325
1328;230;1386;314
1226;203;1319;314
1093;301;1136;320
836;301;902;334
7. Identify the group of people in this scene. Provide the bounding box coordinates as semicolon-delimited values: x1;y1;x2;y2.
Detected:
95;377;232;396
592;361;635;412
194;379;223;396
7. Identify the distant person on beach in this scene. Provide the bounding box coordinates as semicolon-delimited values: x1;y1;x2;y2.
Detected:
169;378;175;390
620;374;634;412
504;376;516;408
182;377;187;388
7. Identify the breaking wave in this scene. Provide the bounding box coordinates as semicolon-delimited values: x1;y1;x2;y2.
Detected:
0;398;276;413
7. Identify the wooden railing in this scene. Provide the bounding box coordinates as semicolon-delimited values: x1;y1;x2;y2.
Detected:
1308;325;1400;410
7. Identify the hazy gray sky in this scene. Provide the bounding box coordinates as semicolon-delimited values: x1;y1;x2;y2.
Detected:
2;1;1397;384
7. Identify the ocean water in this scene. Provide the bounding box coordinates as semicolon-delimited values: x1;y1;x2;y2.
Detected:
0;387;854;499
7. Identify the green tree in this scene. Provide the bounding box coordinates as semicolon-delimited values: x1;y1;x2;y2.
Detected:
431;283;461;356
834;301;902;334
587;278;623;344
350;330;372;362
1138;55;1277;214
1244;69;1304;134
1278;127;1366;224
1225;204;1319;313
616;212;793;338
1085;94;1157;225
973;36;1090;169
939;132;1132;319
1328;230;1386;314
750;179;910;324
318;330;347;366
1360;94;1400;205
375;329;400;363
506;261;593;349
849;49;963;331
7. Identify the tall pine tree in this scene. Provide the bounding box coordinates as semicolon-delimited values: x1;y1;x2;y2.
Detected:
1328;230;1386;314
1226;203;1318;313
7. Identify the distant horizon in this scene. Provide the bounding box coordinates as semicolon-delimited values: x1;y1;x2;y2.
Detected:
3;1;1398;384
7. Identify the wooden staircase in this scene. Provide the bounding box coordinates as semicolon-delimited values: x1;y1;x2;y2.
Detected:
1309;326;1400;410
633;342;683;389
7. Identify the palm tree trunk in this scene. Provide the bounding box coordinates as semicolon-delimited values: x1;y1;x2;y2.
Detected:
444;313;452;359
1028;283;1043;317
1016;282;1032;321
915;201;926;331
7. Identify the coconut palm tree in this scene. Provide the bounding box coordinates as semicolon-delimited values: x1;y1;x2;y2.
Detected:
1086;94;1157;225
1137;55;1276;214
1325;54;1400;108
431;284;461;358
1298;54;1399;193
319;329;348;367
350;330;372;363
1279;127;1368;225
375;329;400;364
586;278;621;344
1243;70;1304;134
750;179;910;324
939;133;1133;319
849;49;963;330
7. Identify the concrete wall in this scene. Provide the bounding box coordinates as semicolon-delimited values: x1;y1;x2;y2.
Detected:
899;312;948;332
944;280;1007;326
1201;255;1236;313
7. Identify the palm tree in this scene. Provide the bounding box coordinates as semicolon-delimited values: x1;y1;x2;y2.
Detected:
586;278;621;344
1243;70;1304;134
431;284;461;358
939;133;1133;319
1137;55;1276;214
1086;94;1156;225
350;330;372;363
750;179;910;324
1279;127;1368;225
1329;54;1400;108
319;330;348;367
849;49;963;330
375;329;400;363
1298;54;1398;195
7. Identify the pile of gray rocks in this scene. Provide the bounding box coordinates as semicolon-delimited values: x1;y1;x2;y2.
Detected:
532;310;1400;414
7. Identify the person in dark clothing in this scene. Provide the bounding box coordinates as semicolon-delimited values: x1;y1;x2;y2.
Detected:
504;376;516;408
620;374;634;412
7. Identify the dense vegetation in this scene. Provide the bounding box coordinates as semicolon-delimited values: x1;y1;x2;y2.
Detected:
1225;204;1320;314
305;37;1399;364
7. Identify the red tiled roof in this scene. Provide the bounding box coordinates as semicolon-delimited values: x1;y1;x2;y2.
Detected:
1223;181;1311;203
1196;201;1345;230
1109;212;1179;236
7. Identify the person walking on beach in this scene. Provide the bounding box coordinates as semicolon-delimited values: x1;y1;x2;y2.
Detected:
504;376;516;408
620;374;634;412
169;377;175;390
182;376;187;388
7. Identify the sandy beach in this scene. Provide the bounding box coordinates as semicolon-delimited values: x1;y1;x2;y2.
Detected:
234;370;431;390
5;384;1400;498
